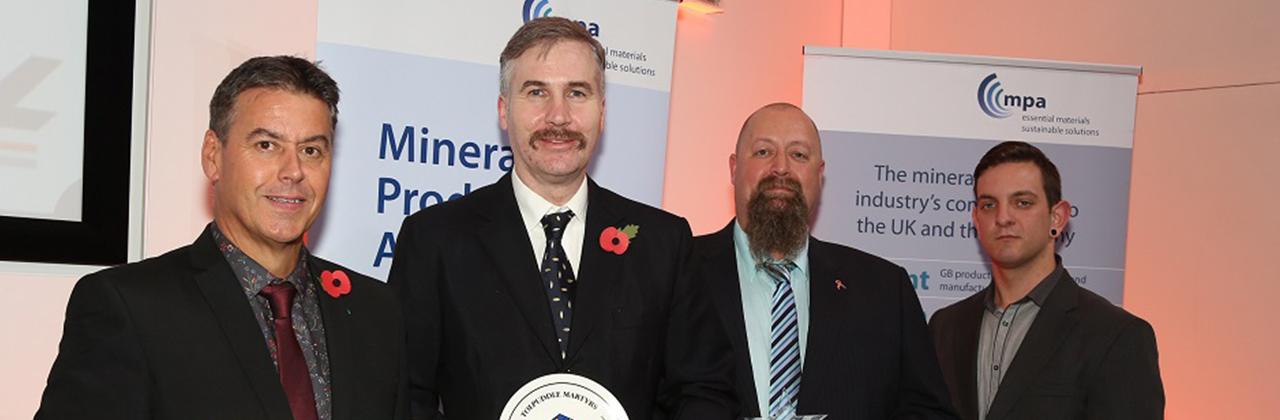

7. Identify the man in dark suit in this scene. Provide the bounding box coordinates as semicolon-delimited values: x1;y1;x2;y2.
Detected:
928;141;1164;420
37;56;407;420
387;17;735;420
694;103;956;419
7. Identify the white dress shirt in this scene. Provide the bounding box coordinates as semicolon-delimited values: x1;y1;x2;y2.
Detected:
512;173;589;277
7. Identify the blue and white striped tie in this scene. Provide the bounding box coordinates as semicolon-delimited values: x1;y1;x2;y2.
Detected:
764;260;801;419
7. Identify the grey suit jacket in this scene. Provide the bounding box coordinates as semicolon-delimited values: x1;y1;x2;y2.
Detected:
929;269;1164;420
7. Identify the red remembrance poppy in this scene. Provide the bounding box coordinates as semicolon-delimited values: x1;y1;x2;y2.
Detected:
600;227;623;254
599;224;639;255
611;233;630;254
320;270;351;298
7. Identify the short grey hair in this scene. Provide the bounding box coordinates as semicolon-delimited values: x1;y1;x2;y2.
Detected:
498;17;607;96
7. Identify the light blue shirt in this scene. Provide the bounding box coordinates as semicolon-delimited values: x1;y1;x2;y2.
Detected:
733;221;811;416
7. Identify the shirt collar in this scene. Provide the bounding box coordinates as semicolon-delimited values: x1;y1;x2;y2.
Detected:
732;219;810;279
210;222;312;299
983;255;1065;311
512;171;589;233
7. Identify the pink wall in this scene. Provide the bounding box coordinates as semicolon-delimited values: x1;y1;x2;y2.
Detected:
665;1;845;234
0;269;83;419
1126;84;1280;418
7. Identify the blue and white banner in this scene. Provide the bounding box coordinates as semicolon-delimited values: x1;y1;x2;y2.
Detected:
311;0;679;280
802;47;1140;317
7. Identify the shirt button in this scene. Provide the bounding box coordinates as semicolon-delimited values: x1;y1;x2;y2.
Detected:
1002;321;1010;326
993;365;1000;371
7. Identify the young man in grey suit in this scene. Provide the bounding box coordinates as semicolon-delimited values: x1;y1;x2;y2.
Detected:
929;141;1164;420
693;103;957;419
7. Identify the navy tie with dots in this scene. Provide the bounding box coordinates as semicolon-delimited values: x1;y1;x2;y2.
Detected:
540;210;577;358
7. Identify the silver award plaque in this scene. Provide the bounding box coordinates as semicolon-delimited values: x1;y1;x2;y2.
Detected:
500;373;629;420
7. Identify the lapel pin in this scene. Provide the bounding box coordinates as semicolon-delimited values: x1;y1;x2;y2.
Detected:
321;269;352;298
835;279;847;291
599;224;639;255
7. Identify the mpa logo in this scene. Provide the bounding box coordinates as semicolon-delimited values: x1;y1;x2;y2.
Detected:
977;73;1046;119
521;0;601;36
523;0;553;23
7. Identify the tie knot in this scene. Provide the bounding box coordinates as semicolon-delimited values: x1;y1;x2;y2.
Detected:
761;260;797;286
259;282;297;320
540;210;575;240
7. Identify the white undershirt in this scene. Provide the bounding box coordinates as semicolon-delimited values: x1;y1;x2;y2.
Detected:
512;173;589;278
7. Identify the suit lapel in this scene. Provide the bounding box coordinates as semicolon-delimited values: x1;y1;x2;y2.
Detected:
311;258;354;420
477;175;563;366
189;228;293;419
565;179;624;362
703;224;758;415
797;239;852;415
951;296;984;420
985;274;1080;420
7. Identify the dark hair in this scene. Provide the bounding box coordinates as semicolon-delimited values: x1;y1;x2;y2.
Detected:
499;16;606;95
973;141;1063;206
208;55;340;141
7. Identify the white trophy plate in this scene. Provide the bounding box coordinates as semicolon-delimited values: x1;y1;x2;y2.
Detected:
500;373;629;420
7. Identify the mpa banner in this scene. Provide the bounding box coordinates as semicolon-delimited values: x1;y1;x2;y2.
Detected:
311;0;678;280
802;47;1140;317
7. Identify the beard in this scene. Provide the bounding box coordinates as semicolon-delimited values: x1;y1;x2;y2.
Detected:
744;174;811;261
529;127;586;150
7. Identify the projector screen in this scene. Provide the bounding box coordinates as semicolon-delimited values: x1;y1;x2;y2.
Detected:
0;0;137;266
0;1;89;222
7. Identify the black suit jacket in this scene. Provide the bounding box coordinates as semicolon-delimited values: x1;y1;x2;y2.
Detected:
388;174;735;420
693;222;957;420
928;269;1164;420
37;226;408;420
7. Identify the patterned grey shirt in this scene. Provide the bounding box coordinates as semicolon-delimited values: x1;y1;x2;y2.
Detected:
976;261;1064;420
212;223;332;420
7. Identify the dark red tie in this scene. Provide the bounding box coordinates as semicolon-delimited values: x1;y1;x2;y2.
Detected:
260;282;319;420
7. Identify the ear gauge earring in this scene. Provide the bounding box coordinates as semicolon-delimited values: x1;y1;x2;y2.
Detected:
1050;228;1059;237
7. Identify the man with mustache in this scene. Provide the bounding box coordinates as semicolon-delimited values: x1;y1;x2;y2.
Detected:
388;17;735;419
694;103;957;419
928;141;1163;420
37;56;407;419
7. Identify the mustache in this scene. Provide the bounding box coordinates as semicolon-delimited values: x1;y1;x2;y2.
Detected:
530;128;586;150
755;174;802;195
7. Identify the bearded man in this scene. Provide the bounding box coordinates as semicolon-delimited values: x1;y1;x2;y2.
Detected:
692;103;958;420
